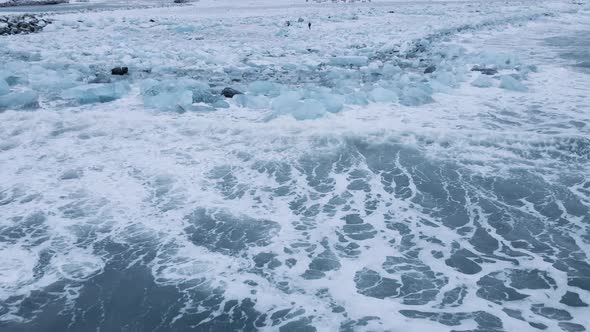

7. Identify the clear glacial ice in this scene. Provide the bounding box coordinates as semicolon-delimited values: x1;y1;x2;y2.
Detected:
0;0;590;331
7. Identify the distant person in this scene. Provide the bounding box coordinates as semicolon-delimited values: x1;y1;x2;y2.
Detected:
308;22;312;30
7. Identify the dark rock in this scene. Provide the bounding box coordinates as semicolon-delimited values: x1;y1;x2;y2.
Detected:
424;65;436;74
471;66;498;75
221;87;242;98
111;67;129;76
149;19;155;22
388;10;395;13
0;15;51;35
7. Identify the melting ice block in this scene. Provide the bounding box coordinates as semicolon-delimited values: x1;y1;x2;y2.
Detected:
0;91;39;110
499;75;527;92
370;87;398;103
471;75;493;88
400;84;434;106
271;92;327;120
141;79;193;111
61;82;129;104
329;56;369;67
0;79;9;96
235;94;270;109
248;81;281;97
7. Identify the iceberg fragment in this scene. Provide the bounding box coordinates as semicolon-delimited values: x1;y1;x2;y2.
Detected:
141;79;193;111
271;92;328;120
471;75;493;88
400;84;434;106
248;81;281;97
499;75;527;92
61;82;129;104
235;94;270;109
329;56;369;67
0;79;9;96
0;91;39;111
369;87;398;103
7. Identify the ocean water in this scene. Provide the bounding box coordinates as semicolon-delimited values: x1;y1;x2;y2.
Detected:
1;1;590;331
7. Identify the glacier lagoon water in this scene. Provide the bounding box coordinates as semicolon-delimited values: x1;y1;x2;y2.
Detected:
1;1;590;331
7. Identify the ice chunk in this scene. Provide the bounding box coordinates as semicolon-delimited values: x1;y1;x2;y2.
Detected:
212;100;230;109
248;81;281;97
61;82;129;104
318;93;344;113
141;79;194;111
474;51;520;70
433;71;457;87
235;94;270;109
189;81;219;104
400;84;434;106
187;105;216;112
290;99;327;120
369;87;398;103
345;91;369;105
146;90;193;111
499;75;527;92
329;56;369;67
0;79;9;96
301;88;345;113
271;91;301;114
0;91;39;111
275;28;289;37
172;25;195;33
471;75;493;88
271;93;327;120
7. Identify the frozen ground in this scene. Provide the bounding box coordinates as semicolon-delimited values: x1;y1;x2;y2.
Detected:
1;0;590;331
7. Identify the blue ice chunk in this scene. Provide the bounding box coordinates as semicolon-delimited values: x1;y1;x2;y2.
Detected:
475;51;520;70
30;67;79;92
499;75;527;92
187;105;216;112
382;63;401;77
141;79;193;111
212;100;230;109
172;25;195;33
290;99;327;120
271;91;301;115
248;81;281;97
271;93;327;120
319;93;345;113
345;91;369;105
301;88;345;113
146;90;193;111
471;75;493;88
61;82;129;104
400;84;434;106
235;94;270;109
187;81;219;103
0;79;9;96
433;71;457;87
0;91;39;110
275;28;289;37
329;56;369;67
370;87;398;103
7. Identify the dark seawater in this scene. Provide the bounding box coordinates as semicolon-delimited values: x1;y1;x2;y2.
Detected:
1;137;589;331
545;31;590;73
